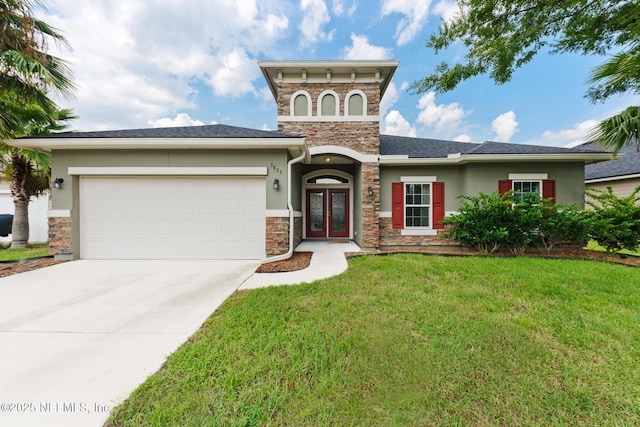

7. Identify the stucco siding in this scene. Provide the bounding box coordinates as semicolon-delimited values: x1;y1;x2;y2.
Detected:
51;149;290;211
462;162;586;207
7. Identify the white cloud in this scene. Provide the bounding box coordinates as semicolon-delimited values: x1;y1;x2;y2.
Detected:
416;92;469;132
454;134;472;142
381;0;432;46
148;113;205;128
380;82;399;118
342;34;392;60
332;0;357;15
541;119;599;147
431;0;459;24
41;0;290;130
299;0;332;45
491;111;519;142
207;48;261;96
382;110;417;137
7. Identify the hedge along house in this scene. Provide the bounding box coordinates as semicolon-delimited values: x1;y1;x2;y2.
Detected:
12;60;611;260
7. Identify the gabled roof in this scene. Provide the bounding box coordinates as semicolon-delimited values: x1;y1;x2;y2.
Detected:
19;124;300;139
583;142;640;181
379;134;610;164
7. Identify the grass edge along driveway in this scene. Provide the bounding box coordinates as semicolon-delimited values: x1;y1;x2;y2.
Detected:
106;255;640;426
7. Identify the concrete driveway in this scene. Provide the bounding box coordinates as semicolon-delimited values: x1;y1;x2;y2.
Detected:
0;259;258;427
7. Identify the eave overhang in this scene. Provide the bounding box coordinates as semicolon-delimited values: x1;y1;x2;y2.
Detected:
379;152;614;165
8;137;310;160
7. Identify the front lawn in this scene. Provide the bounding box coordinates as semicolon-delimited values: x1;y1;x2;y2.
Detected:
0;243;50;261
106;255;640;426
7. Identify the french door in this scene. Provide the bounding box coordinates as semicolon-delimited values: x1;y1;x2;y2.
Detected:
306;189;349;238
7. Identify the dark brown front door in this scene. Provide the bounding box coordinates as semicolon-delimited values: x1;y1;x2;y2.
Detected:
306;189;349;238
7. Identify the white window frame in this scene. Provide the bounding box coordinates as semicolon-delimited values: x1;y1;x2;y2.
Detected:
318;90;340;116
512;180;542;203
290;90;312;117
404;182;432;229
344;90;367;116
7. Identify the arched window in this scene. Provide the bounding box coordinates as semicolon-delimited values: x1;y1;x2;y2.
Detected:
321;94;336;116
345;90;367;116
290;90;311;116
348;94;363;115
318;90;339;116
293;94;308;116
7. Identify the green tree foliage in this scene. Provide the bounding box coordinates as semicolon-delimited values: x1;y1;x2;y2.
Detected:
0;0;76;247
586;186;640;253
413;0;639;153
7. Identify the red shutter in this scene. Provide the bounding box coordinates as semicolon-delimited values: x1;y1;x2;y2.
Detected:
432;182;445;229
392;182;404;229
542;179;556;204
498;180;512;199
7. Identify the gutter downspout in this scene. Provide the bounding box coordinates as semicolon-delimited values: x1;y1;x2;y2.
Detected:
261;148;307;264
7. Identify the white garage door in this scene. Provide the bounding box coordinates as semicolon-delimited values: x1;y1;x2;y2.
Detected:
80;176;265;260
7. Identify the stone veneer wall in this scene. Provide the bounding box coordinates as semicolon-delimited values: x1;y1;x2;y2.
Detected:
48;217;73;255
276;83;381;155
379;218;460;248
265;216;303;256
361;162;380;249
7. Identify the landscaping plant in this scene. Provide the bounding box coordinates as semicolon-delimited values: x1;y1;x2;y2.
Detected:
586;186;640;253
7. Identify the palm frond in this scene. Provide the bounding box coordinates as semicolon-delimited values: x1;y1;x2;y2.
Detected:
587;106;640;154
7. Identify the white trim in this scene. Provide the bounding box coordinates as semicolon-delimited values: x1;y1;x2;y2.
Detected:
586;173;640;183
265;210;303;217
290;90;312;117
48;209;71;218
278;115;379;122
379;153;613;165
509;173;548;180
379;211;392;218
318;90;340;117
9;138;308;155
401;176;437;182
68;167;268;176
344;90;368;116
401;229;438;236
266;209;289;217
309;145;378;163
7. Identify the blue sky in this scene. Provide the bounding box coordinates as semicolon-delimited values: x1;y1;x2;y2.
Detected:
40;0;637;147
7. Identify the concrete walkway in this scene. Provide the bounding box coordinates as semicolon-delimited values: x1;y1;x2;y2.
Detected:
240;240;361;289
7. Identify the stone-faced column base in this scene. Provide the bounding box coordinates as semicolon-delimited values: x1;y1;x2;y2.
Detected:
266;215;303;256
48;216;73;258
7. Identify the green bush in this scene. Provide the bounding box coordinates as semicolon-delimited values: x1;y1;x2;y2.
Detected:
535;204;591;254
443;192;591;254
441;191;512;253
586;186;640;253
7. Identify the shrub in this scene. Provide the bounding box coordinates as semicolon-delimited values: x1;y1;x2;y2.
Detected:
586;186;640;253
535;204;591;254
443;192;592;254
441;192;512;253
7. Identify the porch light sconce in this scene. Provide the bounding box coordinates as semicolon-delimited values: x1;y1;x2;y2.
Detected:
273;179;280;190
368;186;374;196
53;178;64;189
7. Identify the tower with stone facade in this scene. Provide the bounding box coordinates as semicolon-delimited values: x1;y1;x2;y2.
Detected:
259;60;399;250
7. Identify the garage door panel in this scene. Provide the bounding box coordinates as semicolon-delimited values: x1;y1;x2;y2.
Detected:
80;176;265;260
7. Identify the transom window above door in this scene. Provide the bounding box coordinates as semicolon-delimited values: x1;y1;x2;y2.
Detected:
306;175;349;184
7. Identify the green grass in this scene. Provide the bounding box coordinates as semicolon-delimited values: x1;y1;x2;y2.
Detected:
106;255;640;426
585;240;640;257
0;243;50;261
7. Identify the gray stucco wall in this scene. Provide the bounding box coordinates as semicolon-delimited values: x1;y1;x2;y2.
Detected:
50;149;291;211
379;161;587;212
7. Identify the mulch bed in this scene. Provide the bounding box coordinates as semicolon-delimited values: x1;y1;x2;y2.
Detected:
1;248;636;278
256;251;313;273
256;248;640;273
0;258;68;278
